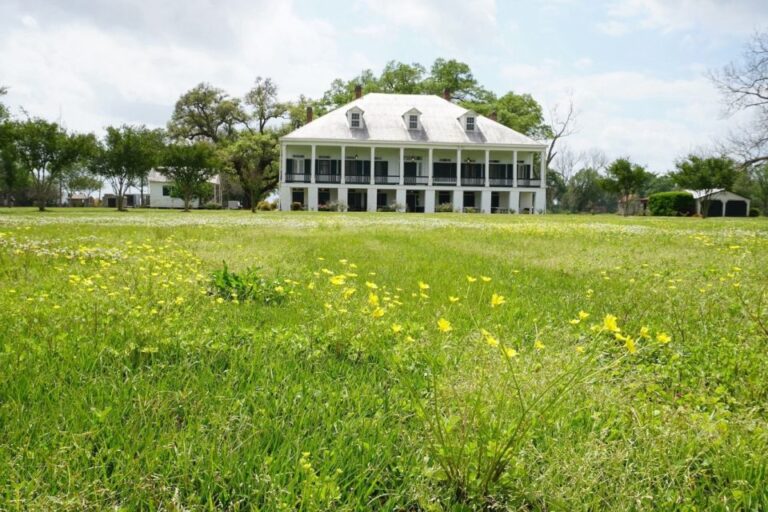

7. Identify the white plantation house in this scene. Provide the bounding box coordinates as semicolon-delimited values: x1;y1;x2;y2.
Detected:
278;88;548;213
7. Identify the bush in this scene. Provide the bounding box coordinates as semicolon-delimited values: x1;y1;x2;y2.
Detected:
256;200;276;211
209;263;285;305
203;201;223;210
749;207;760;217
436;202;454;213
648;191;695;216
318;201;347;212
290;201;304;211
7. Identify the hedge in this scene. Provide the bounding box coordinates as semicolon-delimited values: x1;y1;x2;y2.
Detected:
648;191;695;216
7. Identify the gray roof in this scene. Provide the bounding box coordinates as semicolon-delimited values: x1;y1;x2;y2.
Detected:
282;93;545;147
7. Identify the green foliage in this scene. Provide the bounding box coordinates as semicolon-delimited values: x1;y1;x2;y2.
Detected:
563;168;616;213
244;76;287;134
209;263;285;305
167;83;245;143
672;155;739;217
436;202;454;212
749;207;760;217
648;191;696;216
161;142;219;211
256;199;276;211
219;132;279;212
602;158;651;215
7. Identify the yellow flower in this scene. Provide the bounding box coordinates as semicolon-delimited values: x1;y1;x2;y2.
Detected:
534;339;545;351
342;287;357;300
578;310;590;320
368;293;380;307
391;323;403;334
418;281;430;290
466;275;477;283
484;333;499;347
274;286;285;294
215;297;225;304
371;307;385;319
338;259;348;265
365;281;378;289
575;345;585;354
405;335;415;342
329;275;346;286
656;332;671;344
437;318;452;333
480;276;492;282
639;326;651;339
490;293;506;308
504;347;518;358
449;296;460;303
602;314;620;333
569;319;581;325
625;337;637;354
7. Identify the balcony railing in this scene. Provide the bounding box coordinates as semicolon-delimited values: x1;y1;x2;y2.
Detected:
461;177;485;186
344;174;371;184
433;176;457;185
518;179;542;187
286;173;310;183
316;174;341;184
404;176;428;185
489;178;514;187
374;175;400;185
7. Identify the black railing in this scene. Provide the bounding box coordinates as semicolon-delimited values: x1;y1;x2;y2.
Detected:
489;178;514;187
461;177;485;186
374;175;400;185
404;176;428;185
345;175;371;184
316;174;341;184
286;173;310;183
433;176;457;185
518;179;542;187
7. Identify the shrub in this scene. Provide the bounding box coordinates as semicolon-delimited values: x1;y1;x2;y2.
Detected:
749;207;760;217
648;191;695;216
436;202;454;213
290;201;304;211
256;200;276;211
209;263;285;305
203;201;223;210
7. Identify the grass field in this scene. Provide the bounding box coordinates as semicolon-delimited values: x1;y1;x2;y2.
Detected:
1;208;768;511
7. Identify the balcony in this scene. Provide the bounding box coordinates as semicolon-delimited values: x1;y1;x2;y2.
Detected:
518;179;542;187
433;176;457;185
404;176;428;185
316;174;341;184
374;175;400;185
345;174;371;184
489;178;514;187
286;173;310;183
461;177;485;186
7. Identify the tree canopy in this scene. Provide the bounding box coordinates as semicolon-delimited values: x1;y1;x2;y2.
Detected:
168;83;245;143
160;142;219;211
672;155;739;217
602;158;650;216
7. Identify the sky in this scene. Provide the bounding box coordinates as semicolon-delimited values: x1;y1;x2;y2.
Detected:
1;0;767;173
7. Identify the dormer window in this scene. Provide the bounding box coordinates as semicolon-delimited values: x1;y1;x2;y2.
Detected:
408;115;418;130
458;110;479;133
466;116;475;131
347;106;365;129
351;112;360;128
402;108;422;131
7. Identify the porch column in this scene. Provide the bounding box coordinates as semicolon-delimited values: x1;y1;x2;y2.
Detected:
481;190;492;214
453;189;464;212
399;147;405;186
338;187;348;210
308;186;318;211
279;185;291;211
484;149;490;188
280;143;287;183
456;148;462;186
723;200;727;217
425;189;435;213
509;190;520;212
395;189;406;212
370;146;375;185
540;150;547;189
310;144;316;184
512;150;518;188
340;145;346;185
428;147;434;186
367;188;377;212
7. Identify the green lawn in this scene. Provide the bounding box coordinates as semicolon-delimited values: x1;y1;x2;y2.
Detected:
1;208;768;511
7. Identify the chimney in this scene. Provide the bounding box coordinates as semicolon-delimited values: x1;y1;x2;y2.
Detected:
354;84;362;99
490;111;497;121
443;88;451;101
306;106;313;123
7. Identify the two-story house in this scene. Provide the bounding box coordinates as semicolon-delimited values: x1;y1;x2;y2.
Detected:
278;88;547;213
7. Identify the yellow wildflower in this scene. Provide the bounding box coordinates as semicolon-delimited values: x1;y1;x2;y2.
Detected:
480;276;492;282
484;333;499;348
578;310;590;320
656;332;671;344
569;319;581;325
449;296;460;303
639;326;651;339
418;281;430;290
575;345;585;354
365;281;378;289
371;307;385;319
534;339;545;351
504;347;518;358
490;293;506;308
391;323;403;334
602;314;620;333
625;337;637;354
343;287;357;300
330;275;346;286
368;293;379;307
437;318;452;333
466;276;477;283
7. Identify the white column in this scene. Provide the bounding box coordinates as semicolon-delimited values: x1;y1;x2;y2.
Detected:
367;188;377;212
340;145;346;185
279;185;291;211
425;189;435;213
308;186;318;211
310;144;316;184
509;190;520;213
540;150;547;190
428;147;434;186
280;143;287;184
399;147;405;186
395;189;406;212
534;190;547;213
512;150;518;188
453;189;464;212
723;200;727;217
481;190;492;214
338;187;348;210
484;149;490;188
456;148;462;186
370;146;375;185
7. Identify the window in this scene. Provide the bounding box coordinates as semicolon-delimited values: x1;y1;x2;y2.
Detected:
351;112;360;128
162;186;171;197
466;116;475;131
408;114;418;130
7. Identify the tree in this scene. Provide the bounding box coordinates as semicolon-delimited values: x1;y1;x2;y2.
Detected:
671;155;739;217
244;77;287;134
423;58;487;101
285;94;322;130
0;126;28;206
168;83;245;143
10;119;93;211
160;142;219;211
602;158;650;216
91;125;164;211
710;30;768;168
734;163;768;215
0;86;9;122
378;61;426;94
320;70;380;110
220;132;279;212
62;169;102;206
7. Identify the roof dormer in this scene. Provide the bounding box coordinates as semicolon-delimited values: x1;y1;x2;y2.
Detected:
458;110;478;132
346;106;365;129
402;108;422;131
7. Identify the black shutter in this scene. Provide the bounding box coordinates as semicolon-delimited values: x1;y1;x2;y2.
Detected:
331;160;338;173
287;159;294;174
364;160;371;175
305;159;311;173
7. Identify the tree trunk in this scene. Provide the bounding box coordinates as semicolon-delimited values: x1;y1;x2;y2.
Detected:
250;190;256;213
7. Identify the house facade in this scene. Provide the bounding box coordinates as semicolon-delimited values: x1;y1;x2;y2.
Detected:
147;170;222;209
278;90;548;213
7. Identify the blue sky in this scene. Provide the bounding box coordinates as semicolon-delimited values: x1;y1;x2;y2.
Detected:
1;0;767;173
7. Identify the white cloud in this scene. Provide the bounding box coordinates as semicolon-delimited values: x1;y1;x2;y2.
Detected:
596;20;630;36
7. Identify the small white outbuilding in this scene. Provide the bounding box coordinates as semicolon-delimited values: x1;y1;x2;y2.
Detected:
687;189;751;217
147;170;222;209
